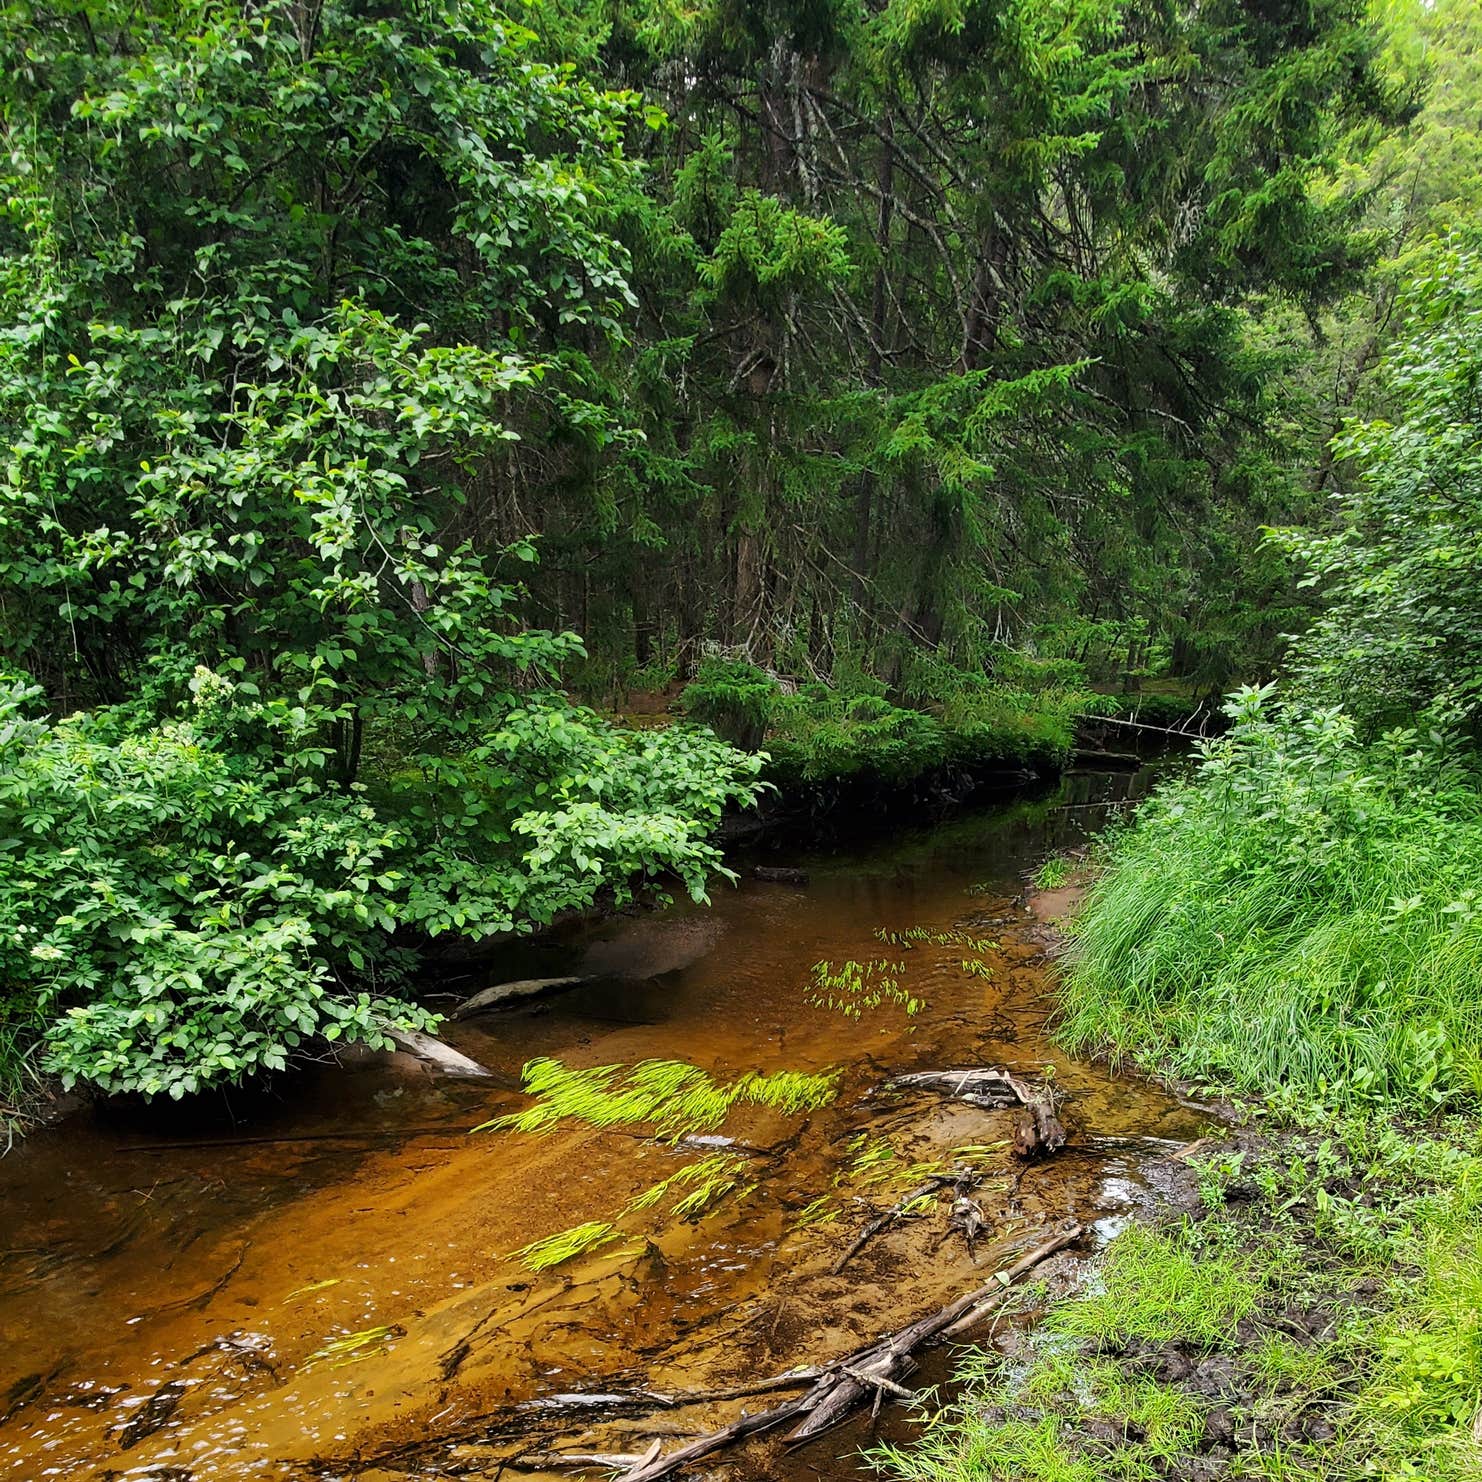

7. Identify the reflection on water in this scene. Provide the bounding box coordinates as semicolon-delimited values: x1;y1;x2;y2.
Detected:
0;762;1205;1480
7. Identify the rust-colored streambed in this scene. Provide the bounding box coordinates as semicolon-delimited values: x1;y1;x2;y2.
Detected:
0;767;1207;1482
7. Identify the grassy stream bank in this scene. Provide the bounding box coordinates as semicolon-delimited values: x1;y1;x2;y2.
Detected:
876;1109;1482;1481
876;702;1482;1482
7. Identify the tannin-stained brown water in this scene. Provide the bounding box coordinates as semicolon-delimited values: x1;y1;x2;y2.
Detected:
0;766;1208;1482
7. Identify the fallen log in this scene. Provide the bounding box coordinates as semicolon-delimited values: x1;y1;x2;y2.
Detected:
1072;711;1214;737
786;1222;1082;1442
612;1395;811;1482
453;976;590;1019
611;1222;1083;1482
751;866;810;886
887;1068;1023;1106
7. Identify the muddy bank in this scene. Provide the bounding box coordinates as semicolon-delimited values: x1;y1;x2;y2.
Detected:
0;764;1203;1481
871;1113;1466;1482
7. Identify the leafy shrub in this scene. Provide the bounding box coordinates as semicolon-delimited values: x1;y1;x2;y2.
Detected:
1272;232;1482;735
1063;684;1482;1108
0;675;761;1102
0;0;768;1112
0;678;430;1099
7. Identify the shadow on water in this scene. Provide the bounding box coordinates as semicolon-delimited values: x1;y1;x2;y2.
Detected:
0;761;1205;1481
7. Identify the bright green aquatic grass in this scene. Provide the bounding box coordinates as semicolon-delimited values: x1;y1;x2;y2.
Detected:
807;959;923;1018
624;1151;752;1218
478;1056;840;1139
510;1220;622;1271
511;1152;756;1275
1061;695;1482;1109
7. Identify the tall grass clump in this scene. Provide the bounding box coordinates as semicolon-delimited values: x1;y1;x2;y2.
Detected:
1062;685;1482;1110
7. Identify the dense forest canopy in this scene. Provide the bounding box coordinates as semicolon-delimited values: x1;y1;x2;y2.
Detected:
519;0;1416;690
0;0;1476;1107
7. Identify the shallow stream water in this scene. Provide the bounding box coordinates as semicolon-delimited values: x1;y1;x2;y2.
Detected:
0;765;1206;1481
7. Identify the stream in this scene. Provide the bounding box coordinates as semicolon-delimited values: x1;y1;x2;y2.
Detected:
0;764;1207;1482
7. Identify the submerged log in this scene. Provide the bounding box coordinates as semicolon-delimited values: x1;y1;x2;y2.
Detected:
383;1027;492;1077
508;1450;655;1472
453;976;590;1019
1072;748;1142;770
889;1067;1066;1157
1013;1098;1067;1158
751;866;810;886
612;1397;810;1482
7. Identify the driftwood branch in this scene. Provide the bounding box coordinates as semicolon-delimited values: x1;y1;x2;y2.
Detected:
1072;747;1142;770
610;1222;1083;1482
383;1026;492;1077
453;977;590;1019
612;1397;810;1482
1072;711;1214;738
508;1450;654;1472
839;1363;915;1399
513;1371;824;1419
831;1175;954;1274
888;1067;1067;1157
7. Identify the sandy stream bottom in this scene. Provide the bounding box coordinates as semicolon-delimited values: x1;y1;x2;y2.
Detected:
0;767;1208;1481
